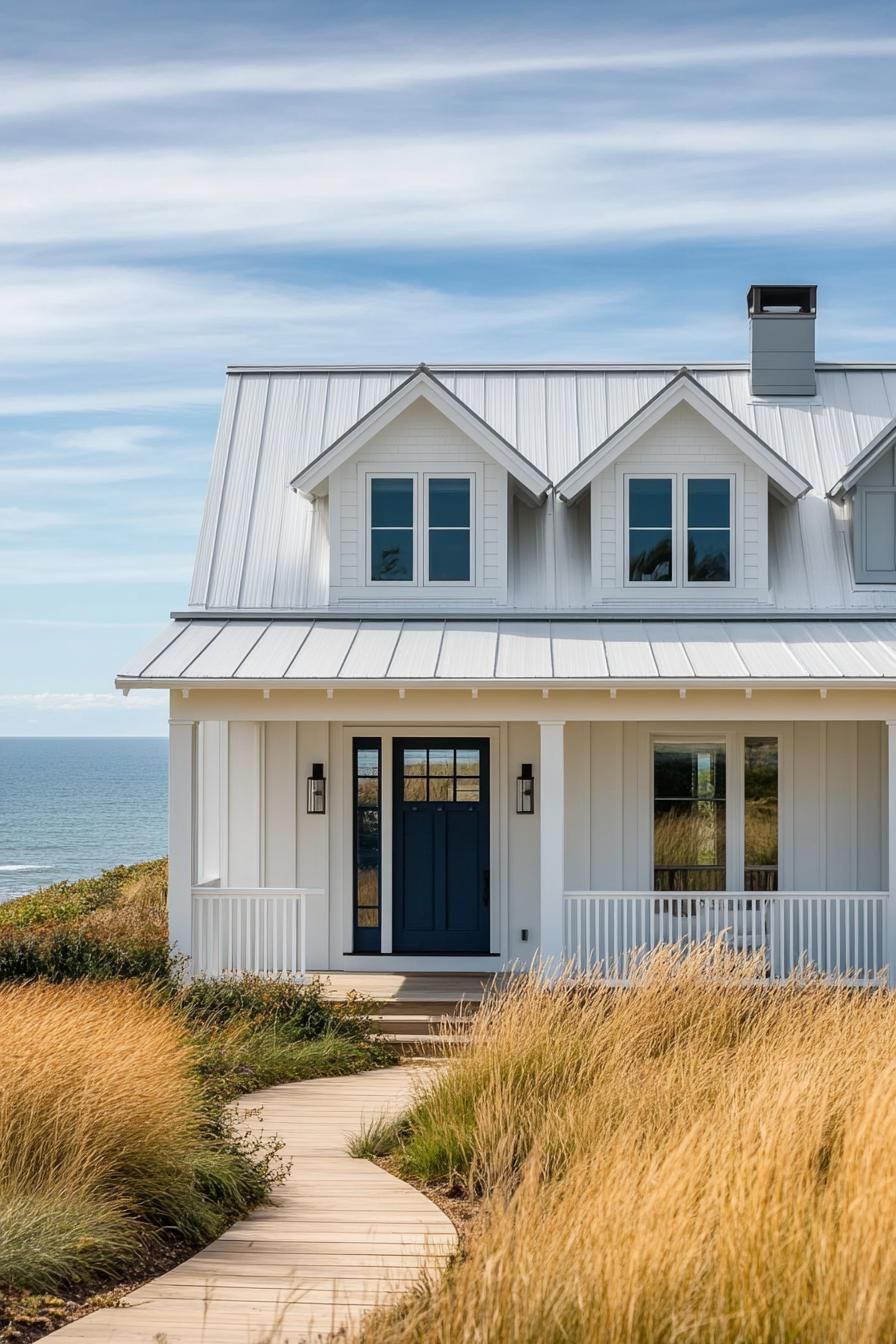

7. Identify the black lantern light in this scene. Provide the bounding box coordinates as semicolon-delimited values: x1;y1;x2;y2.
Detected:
307;762;326;814
516;762;535;815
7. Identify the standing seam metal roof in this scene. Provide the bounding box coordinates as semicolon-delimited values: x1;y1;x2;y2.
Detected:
187;365;896;615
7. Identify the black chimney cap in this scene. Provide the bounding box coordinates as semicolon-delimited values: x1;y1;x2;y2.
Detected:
747;285;817;317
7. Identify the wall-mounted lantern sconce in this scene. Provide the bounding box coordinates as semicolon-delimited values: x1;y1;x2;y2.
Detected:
307;762;327;814
516;763;535;815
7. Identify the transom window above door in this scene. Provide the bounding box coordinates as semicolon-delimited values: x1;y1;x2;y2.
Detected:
368;473;473;585
626;475;733;586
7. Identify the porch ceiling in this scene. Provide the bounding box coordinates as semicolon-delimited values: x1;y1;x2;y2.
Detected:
116;616;896;688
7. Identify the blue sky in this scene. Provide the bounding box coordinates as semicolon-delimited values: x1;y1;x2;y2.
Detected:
3;0;896;736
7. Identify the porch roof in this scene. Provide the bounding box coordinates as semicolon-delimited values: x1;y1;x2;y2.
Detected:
116;616;896;689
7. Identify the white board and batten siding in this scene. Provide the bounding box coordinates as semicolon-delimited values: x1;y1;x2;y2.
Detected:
328;399;508;607
196;720;330;968
202;716;886;973
563;720;885;895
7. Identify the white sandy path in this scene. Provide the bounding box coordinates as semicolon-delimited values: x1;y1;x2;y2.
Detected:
50;1066;455;1343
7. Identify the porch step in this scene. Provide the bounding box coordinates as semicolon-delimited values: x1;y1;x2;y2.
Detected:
369;997;480;1052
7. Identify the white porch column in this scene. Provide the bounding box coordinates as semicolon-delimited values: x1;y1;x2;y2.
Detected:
887;721;896;985
168;719;197;971
538;720;566;968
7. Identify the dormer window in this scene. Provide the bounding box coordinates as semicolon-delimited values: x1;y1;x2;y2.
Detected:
370;477;415;582
368;472;474;587
427;477;471;582
626;474;734;587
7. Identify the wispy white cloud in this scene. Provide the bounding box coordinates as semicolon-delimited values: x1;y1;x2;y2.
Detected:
0;266;631;364
1;37;896;119
2;128;896;252
0;691;166;710
0;549;193;584
0;463;174;485
0;386;219;417
0;506;68;532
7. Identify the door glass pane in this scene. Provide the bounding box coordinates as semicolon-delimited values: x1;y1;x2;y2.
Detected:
403;748;427;775
429;778;452;802
687;478;731;582
745;737;778;892
455;749;480;775
654;743;726;891
428;748;454;776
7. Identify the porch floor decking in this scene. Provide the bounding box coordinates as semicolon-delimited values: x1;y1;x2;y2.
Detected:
49;1066;454;1342
318;971;506;1003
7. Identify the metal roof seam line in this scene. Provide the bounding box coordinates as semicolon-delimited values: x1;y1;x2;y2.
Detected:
281;620;315;678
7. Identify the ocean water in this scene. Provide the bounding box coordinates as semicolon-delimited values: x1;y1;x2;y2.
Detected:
0;738;168;900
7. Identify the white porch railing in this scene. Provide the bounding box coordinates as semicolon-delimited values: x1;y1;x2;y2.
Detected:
192;887;318;979
564;892;888;986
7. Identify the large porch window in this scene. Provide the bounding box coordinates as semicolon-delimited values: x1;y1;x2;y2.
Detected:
653;742;727;891
652;736;780;894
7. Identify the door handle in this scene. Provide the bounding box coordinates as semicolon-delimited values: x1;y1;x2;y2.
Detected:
482;869;490;909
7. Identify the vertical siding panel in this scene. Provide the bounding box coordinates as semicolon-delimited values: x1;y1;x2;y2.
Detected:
298;722;330;967
264;722;297;886
857;721;884;890
227;722;262;887
792;723;824;890
564;721;590;891
622;722;642;890
591;722;623;890
825;722;857;891
510;722;541;956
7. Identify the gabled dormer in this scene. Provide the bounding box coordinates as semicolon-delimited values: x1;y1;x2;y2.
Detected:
828;416;896;585
292;366;550;608
555;370;811;606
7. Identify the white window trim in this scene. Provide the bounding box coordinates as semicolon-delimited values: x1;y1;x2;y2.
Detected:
623;472;736;590
365;470;476;589
422;472;475;588
367;472;417;587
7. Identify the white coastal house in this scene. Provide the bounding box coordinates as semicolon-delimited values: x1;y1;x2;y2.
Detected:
119;285;896;983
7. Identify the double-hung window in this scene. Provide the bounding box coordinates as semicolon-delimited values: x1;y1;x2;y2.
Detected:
370;477;414;582
427;477;471;582
686;478;731;582
626;475;733;586
369;472;473;585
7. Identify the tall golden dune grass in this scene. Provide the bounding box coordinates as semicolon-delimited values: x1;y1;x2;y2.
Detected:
0;980;258;1292
358;945;896;1343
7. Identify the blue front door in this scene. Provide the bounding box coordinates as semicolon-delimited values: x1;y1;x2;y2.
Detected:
393;739;490;954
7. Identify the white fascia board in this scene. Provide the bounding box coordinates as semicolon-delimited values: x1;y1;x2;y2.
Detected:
291;369;550;502
556;373;812;504
828;415;896;500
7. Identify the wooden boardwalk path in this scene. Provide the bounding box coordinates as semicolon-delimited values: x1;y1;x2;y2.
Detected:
52;1066;455;1343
